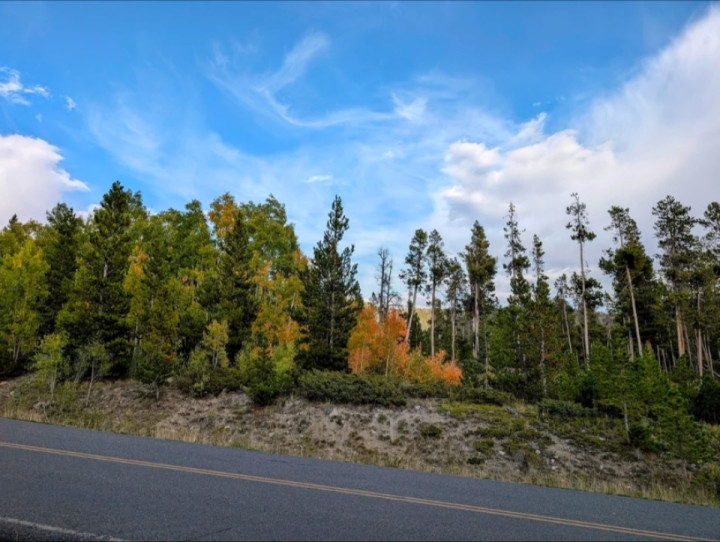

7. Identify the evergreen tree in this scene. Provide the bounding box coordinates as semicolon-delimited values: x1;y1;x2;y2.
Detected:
599;207;655;359
566;193;596;366
399;229;428;344
299;196;362;371
500;202;533;394
426;229;447;358
58;181;144;375
38;203;82;336
444;257;467;363
463;221;497;388
652;196;697;363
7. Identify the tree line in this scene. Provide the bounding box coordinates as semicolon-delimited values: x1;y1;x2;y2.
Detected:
1;182;719;437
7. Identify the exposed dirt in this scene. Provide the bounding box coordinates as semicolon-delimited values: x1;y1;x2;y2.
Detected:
0;375;712;505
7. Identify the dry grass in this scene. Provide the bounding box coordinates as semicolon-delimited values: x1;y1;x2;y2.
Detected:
1;374;717;508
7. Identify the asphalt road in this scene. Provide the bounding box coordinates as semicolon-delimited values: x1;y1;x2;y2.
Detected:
1;418;718;541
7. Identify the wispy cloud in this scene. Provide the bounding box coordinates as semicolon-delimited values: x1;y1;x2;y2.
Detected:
304;174;333;184
64;95;77;111
206;32;398;128
81;6;720;304
0;67;49;105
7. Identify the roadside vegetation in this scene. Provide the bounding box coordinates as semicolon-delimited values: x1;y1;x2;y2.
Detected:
1;183;719;506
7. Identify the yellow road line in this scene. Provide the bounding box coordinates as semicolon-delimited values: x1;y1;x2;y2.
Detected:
0;440;714;542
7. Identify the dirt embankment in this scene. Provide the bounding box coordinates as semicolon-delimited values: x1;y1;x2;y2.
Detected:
0;376;715;506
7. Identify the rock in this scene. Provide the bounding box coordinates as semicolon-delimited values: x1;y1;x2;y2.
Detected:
33;401;50;412
505;406;520;417
513;450;529;472
329;408;343;425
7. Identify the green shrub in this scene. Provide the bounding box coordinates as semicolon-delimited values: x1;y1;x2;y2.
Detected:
474;439;494;454
539;399;597;419
298;370;406;407
402;379;452;398
693;375;720;424
419;423;442;439
176;365;245;397
450;386;513;406
693;462;720;499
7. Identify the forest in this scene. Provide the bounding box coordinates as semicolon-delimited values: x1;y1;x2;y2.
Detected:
1;181;720;466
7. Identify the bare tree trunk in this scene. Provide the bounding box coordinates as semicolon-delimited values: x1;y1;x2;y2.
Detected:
540;327;547;397
450;301;457;361
697;290;703;376
405;286;419;344
473;283;480;361
484;318;490;390
579;240;590;366
676;304;686;359
561;298;573;354
625;266;642;358
430;282;436;358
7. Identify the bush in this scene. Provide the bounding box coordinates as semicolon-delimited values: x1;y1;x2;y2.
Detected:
176;365;245;397
539;399;597;419
419;423;442;439
693;462;720;499
693;375;720;424
450;386;513;406
298;370;406;407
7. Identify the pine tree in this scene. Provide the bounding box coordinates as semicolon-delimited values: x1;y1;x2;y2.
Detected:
463;221;496;388
38;203;82;336
444;257;467;363
652;196;697;364
299;196;362;371
566;193;596;366
58;181;144;375
502;202;533;392
399;229;428;344
426;229;447;358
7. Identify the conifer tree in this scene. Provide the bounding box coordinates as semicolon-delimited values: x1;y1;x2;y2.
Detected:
58;181;144;375
299;196;362;371
426;229;447;358
400;229;428;344
566;193;596;366
463;221;496;388
652;196;697;363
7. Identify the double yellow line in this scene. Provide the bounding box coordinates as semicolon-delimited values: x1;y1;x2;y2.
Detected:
0;440;713;541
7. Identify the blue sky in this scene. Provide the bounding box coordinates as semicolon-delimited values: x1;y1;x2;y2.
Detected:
1;1;719;303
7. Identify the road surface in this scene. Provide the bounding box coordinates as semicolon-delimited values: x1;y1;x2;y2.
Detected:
1;417;718;541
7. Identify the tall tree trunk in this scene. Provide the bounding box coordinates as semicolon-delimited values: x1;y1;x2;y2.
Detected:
540;327;547;397
697;290;703;376
450;301;457;361
473;283;480;360
430;282;436;357
676;304;686;359
484;318;490;390
579;240;590;366
405;285;419;344
625;266;642;358
561;298;573;354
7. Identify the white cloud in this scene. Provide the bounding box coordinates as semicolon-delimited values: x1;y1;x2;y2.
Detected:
0;134;89;225
435;5;720;301
0;67;49;105
65;96;77;111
